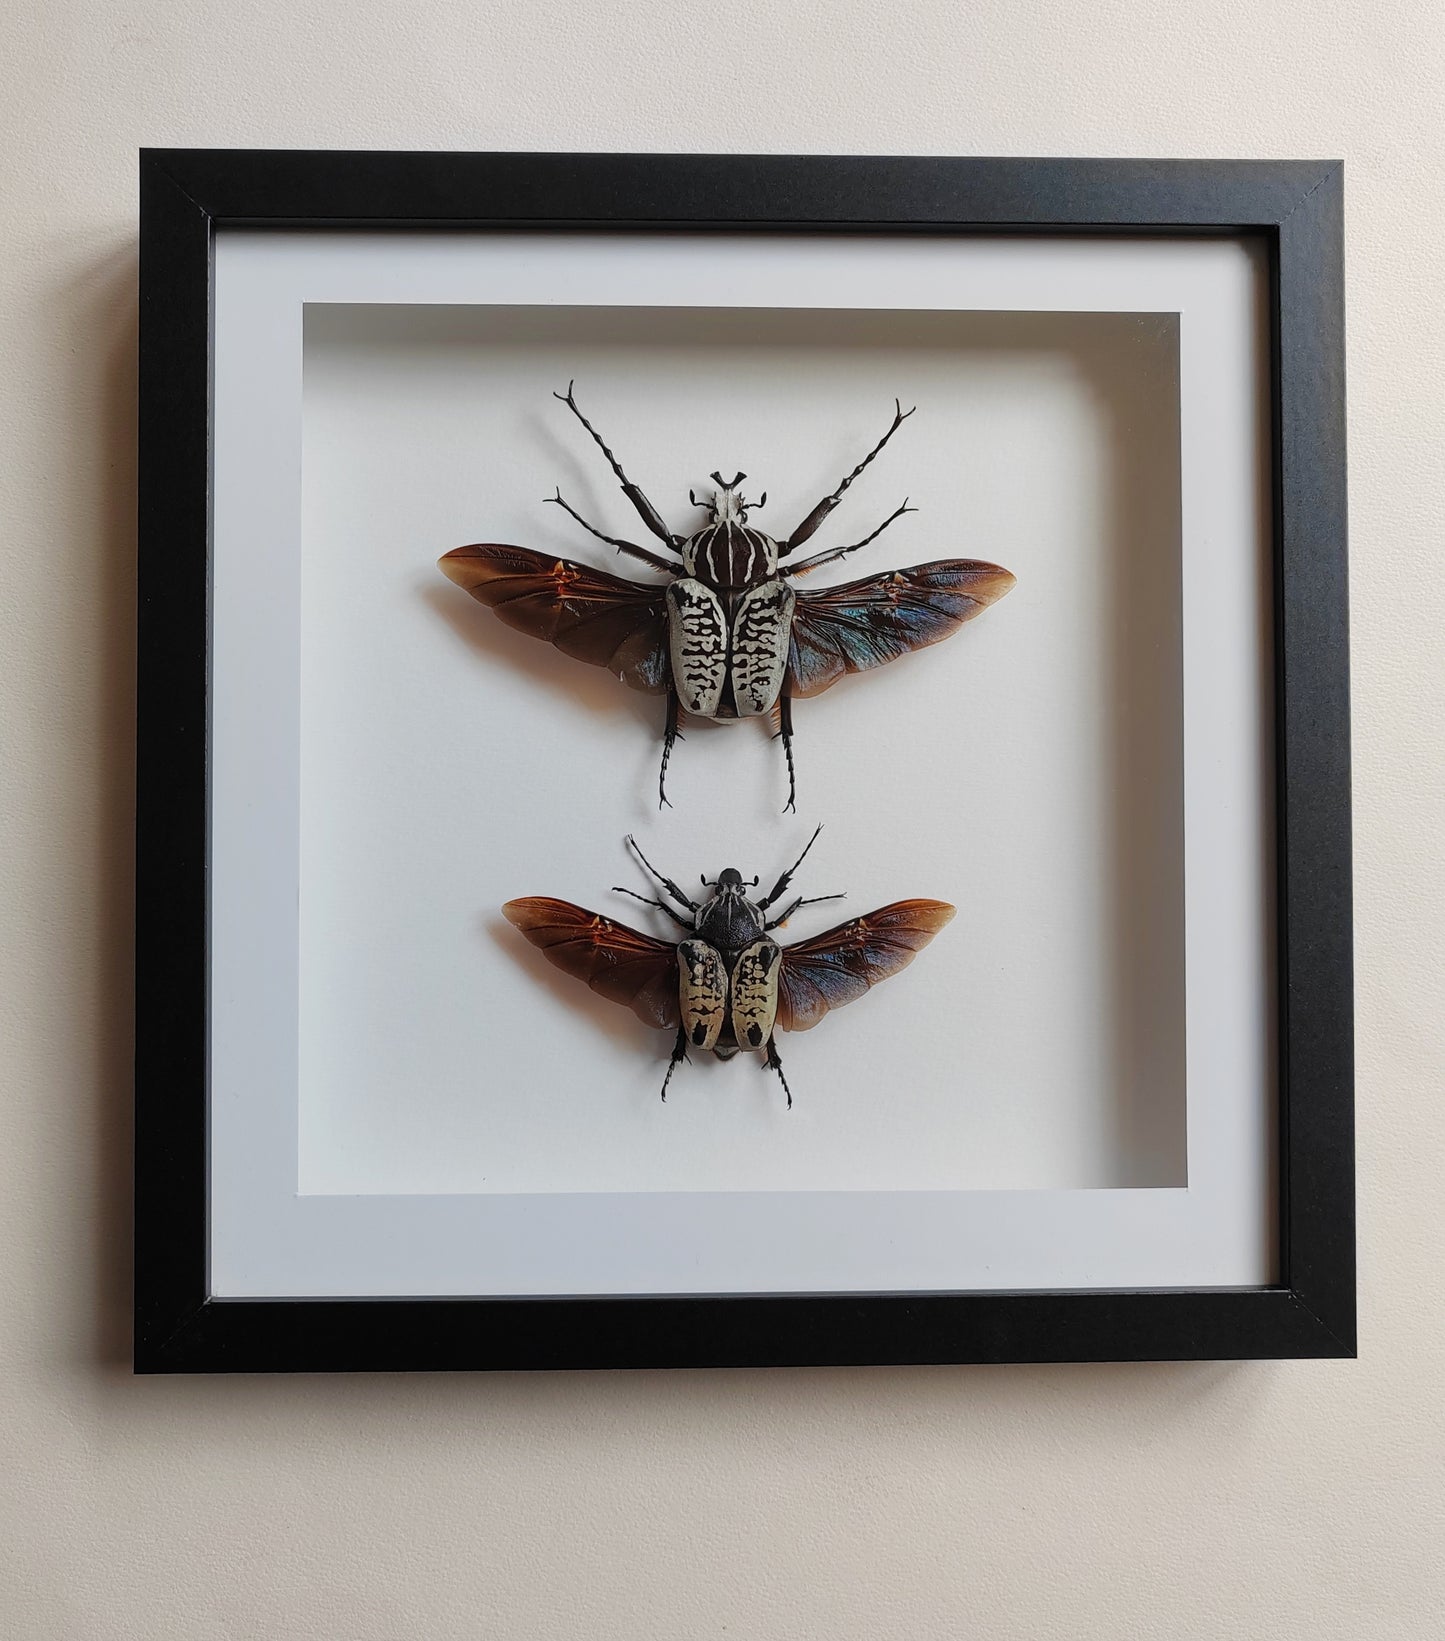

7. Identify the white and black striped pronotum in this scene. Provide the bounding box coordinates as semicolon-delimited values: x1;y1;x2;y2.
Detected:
502;830;955;1106
440;386;1015;809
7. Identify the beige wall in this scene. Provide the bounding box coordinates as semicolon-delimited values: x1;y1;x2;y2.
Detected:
2;1;1440;1635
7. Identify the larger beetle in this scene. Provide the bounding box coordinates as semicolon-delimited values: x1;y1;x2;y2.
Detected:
440;386;1014;809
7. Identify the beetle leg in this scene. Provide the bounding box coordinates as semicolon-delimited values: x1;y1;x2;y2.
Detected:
545;491;680;573
773;692;798;814
660;1027;690;1101
784;499;916;576
762;1037;793;1109
626;829;698;912
656;689;684;811
611;885;695;931
554;382;684;550
763;892;846;932
758;820;823;909
780;400;915;552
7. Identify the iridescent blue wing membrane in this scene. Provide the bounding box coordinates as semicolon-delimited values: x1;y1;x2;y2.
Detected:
439;545;671;693
502;898;680;1029
785;560;1015;699
776;900;957;1032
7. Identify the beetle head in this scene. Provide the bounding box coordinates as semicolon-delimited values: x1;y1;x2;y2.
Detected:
691;472;767;523
703;866;761;895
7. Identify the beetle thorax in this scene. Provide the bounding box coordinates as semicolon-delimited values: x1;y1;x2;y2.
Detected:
683;474;779;589
695;876;767;954
683;518;779;588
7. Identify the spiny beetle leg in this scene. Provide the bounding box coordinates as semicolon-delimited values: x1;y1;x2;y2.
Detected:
611;885;694;930
554;382;682;550
781;399;916;552
763;1037;793;1109
545;490;678;573
785;499;916;576
763;891;845;932
771;692;798;814
759;819;823;910
626;830;698;913
657;689;683;810
660;1027;690;1101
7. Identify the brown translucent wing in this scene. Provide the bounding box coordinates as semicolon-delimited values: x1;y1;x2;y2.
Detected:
776;900;956;1033
503;898;679;1030
786;559;1015;699
440;545;671;694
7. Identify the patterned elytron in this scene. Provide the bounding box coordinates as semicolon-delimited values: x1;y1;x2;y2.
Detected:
440;385;1015;808
677;939;727;1050
502;830;955;1105
729;580;796;716
664;580;728;715
729;941;781;1051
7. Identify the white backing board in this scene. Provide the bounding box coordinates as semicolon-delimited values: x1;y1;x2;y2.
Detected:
209;232;1275;1296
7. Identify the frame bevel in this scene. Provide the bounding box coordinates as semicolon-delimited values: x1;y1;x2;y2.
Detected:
135;151;1352;1372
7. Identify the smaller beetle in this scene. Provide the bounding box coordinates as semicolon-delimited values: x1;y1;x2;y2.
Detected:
503;829;955;1105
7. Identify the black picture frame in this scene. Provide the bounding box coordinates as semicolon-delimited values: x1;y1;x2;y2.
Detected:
135;150;1352;1372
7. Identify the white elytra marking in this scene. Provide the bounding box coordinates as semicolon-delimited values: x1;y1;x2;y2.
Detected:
682;519;778;585
730;580;796;716
666;579;727;715
677;939;727;1050
730;940;781;1051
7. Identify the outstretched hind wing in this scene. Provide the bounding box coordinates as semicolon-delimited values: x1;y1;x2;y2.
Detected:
786;559;1014;699
776;900;956;1032
441;545;671;693
503;898;679;1030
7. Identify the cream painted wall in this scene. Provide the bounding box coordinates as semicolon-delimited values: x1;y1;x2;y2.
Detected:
2;0;1440;1635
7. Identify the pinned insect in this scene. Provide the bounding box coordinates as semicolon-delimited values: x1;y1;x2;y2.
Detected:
440;386;1015;809
502;828;955;1106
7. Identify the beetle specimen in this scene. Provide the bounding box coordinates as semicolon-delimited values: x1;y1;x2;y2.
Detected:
440;386;1015;809
502;828;955;1105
